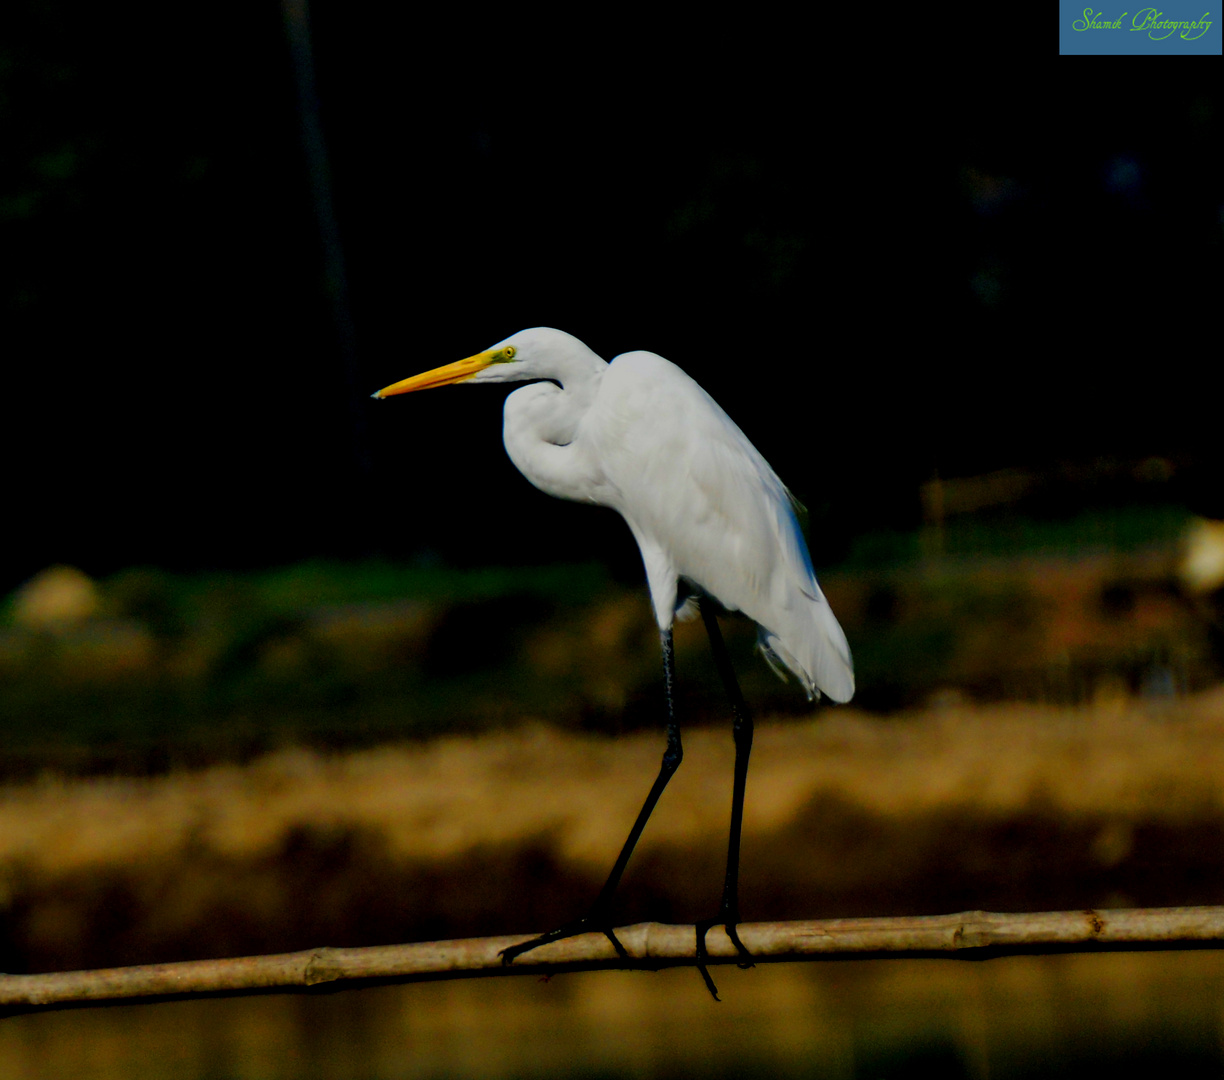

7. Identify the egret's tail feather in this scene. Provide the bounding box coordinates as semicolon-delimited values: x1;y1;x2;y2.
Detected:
757;600;854;704
756;634;801;693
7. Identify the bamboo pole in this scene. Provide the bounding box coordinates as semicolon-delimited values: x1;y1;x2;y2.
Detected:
5;906;1224;1011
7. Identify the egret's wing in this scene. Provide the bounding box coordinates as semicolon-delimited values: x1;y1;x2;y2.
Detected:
683;404;854;704
592;352;854;703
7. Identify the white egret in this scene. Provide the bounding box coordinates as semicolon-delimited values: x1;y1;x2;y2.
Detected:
373;327;853;996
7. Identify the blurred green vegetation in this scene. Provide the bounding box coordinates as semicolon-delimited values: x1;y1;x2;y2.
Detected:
0;559;644;774
841;504;1192;569
0;505;1216;777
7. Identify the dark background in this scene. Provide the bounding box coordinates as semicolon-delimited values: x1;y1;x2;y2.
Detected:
4;4;1221;594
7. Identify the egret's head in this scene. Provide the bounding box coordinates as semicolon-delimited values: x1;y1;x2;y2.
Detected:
371;328;594;398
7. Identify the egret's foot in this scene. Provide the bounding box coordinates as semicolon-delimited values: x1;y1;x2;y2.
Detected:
500;914;628;966
694;916;754;1001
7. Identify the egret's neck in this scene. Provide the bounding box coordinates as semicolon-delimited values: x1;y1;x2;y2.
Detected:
552;352;604;417
501;354;610;506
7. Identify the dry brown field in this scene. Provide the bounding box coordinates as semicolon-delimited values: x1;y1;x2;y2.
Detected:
4;686;1224;975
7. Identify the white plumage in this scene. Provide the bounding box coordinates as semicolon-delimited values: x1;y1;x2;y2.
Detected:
375;326;853;704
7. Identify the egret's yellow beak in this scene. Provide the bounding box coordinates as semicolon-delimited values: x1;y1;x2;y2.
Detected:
371;349;497;399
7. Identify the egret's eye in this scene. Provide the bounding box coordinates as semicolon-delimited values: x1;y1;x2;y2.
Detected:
503;346;517;360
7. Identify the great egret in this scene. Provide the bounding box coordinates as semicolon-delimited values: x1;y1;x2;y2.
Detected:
373;327;853;996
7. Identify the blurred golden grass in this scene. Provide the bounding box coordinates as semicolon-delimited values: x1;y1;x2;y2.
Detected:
4;687;1224;879
3;688;1224;976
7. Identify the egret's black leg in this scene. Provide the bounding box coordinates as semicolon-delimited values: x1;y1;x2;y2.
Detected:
500;630;683;966
694;599;755;999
